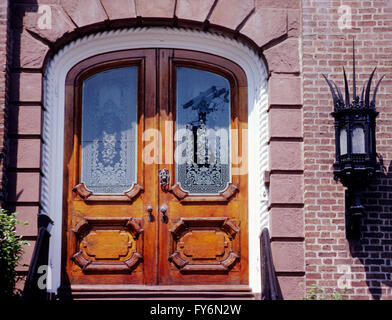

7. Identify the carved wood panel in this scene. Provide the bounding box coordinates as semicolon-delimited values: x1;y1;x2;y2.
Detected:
170;182;238;203
169;217;240;272
71;217;143;273
73;182;144;202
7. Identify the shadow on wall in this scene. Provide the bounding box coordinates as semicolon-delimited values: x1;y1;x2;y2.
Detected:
349;160;392;300
4;1;40;213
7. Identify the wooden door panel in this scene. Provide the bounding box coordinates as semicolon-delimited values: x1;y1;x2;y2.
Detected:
157;49;249;286
63;48;248;290
71;216;143;273
169;217;240;272
63;49;157;287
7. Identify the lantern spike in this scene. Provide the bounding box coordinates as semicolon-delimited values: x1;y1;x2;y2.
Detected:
332;80;344;104
343;67;350;108
371;74;385;109
360;81;366;105
352;39;357;102
322;74;339;108
365;67;376;108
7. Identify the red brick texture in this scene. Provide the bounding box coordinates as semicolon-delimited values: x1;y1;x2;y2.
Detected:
302;0;392;300
0;1;9;203
7;0;302;299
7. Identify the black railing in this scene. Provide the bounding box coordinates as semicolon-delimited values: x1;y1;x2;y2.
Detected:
260;228;283;300
23;214;52;300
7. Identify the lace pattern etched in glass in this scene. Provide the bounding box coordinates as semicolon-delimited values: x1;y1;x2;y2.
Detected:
176;67;231;195
81;67;138;194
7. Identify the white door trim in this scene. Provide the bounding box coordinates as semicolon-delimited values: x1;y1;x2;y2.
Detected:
42;27;269;293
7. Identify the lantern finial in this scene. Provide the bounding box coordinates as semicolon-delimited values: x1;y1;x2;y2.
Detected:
365;68;376;108
371;74;385;109
352;39;357;104
323;41;384;111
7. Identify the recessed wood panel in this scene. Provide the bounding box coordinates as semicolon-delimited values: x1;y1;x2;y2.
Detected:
169;217;240;272
182;230;227;260
82;230;134;260
71;217;143;273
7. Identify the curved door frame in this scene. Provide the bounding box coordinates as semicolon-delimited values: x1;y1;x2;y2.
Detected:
42;27;269;294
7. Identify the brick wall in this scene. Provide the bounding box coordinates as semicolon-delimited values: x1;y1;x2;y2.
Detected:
0;0;9;202
302;0;392;300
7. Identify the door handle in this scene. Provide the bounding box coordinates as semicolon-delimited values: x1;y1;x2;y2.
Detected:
160;205;168;223
147;205;153;222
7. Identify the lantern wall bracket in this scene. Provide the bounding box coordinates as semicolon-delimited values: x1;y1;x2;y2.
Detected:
323;40;385;240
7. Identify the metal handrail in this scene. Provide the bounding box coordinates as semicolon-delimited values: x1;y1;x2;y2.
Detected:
23;214;52;300
260;228;283;300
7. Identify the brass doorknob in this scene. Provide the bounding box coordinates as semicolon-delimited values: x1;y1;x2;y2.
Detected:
160;205;167;223
147;205;153;222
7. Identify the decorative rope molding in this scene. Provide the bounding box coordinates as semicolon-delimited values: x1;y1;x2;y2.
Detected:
41;27;269;293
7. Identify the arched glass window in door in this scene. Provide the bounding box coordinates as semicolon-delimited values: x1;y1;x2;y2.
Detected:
176;67;231;195
80;66;138;194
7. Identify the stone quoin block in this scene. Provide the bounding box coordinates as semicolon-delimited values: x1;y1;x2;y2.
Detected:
14;4;75;43
241;8;287;47
60;0;107;28
269;140;304;171
8;105;42;135
13;30;49;69
135;0;175;18
8;138;41;169
257;0;301;9
100;0;137;20
14;206;39;238
269;108;303;139
176;0;215;22
264;38;300;73
277;276;305;300
10;73;42;102
268;75;302;106
209;0;255;30
288;9;301;37
269;173;304;205
7;172;41;203
270;207;304;239
271;241;305;273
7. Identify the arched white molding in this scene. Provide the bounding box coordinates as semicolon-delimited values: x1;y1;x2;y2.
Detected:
42;27;269;294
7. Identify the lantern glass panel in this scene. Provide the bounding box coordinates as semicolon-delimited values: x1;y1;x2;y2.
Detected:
352;125;365;154
339;127;348;155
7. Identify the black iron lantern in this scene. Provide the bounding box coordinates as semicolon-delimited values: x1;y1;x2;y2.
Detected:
323;42;384;239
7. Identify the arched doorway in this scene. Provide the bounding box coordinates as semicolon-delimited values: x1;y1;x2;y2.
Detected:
41;28;268;296
63;48;248;290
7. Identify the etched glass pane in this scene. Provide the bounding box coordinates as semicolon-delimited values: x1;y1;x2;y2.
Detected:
176;67;231;195
352;125;365;153
340;128;347;155
81;67;138;194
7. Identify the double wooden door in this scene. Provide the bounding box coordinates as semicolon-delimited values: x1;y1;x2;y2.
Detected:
62;49;248;289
